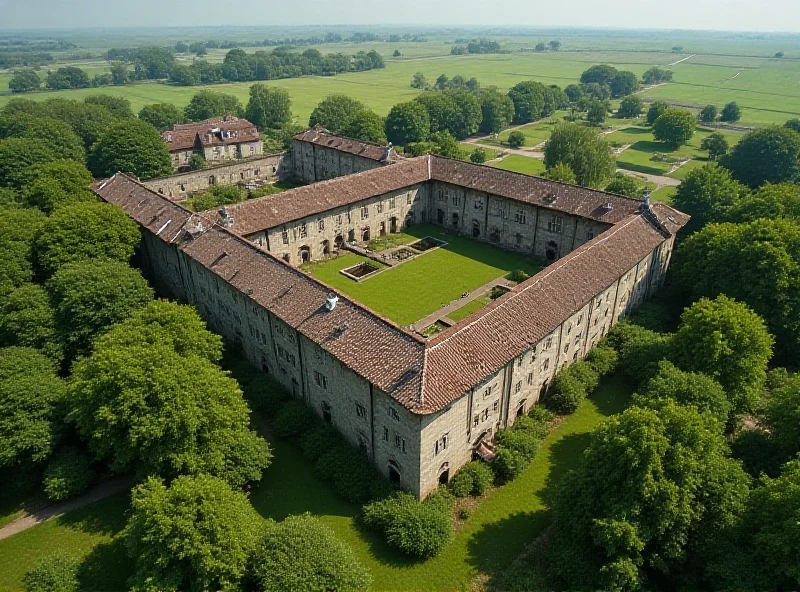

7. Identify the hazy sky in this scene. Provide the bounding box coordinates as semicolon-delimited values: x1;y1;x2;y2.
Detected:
1;0;799;32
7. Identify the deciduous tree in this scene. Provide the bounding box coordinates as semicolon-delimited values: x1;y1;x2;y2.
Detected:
616;95;643;118
88;119;172;179
609;70;639;98
700;131;729;161
23;159;95;212
0;138;60;188
720;101;742;123
183;90;242;122
544;122;615;187
699;104;718;122
245;84;292;130
308;94;367;135
385;101;430;146
726;182;800;222
138;102;184;132
0;284;61;364
721;125;800;188
343;109;387;144
8;69;41;93
646;101;668;125
579;64;618;86
653;109;696;148
672;163;748;232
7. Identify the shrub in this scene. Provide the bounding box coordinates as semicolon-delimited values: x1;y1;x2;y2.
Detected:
361;492;417;532
300;424;343;462
272;399;317;440
508;269;531;283
495;428;541;461
568;360;600;392
470;148;487;163
493;448;528;482
23;551;80;592
459;508;470;520
423;487;456;514
608;321;671;387
450;461;494;497
585;344;618;375
507;131;526;148
250;514;371;592
315;446;389;504
512;414;551;440
385;501;453;559
43;448;94;501
547;370;588;414
628;301;671;332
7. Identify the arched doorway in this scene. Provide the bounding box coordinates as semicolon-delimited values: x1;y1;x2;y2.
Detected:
379;221;386;236
347;229;355;243
299;246;311;263
516;399;527;419
321;401;332;424
388;459;401;483
405;213;414;229
452;213;459;228
361;227;370;242
334;234;344;249
208;175;216;185
546;241;559;261
322;240;330;256
390;217;398;233
437;209;445;224
438;462;450;485
472;219;481;238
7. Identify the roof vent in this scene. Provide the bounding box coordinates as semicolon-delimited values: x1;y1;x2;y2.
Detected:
543;193;557;204
218;207;234;227
600;201;614;212
325;293;339;311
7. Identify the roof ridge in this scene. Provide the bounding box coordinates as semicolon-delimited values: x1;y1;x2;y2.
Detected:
295;128;394;150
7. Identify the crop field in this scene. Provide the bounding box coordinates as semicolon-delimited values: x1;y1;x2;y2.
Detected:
4;44;799;126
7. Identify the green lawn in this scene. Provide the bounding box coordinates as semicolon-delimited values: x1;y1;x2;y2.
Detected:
0;493;132;592
302;225;541;326
651;185;678;204
489;155;546;176
447;294;493;323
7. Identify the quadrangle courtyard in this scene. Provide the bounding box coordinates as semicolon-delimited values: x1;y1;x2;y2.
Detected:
300;224;544;327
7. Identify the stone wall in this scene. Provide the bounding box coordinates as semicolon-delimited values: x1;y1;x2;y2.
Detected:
144;153;291;201
291;139;387;184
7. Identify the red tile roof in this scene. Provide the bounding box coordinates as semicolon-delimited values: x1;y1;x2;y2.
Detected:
294;126;401;162
163;117;260;153
217;157;431;236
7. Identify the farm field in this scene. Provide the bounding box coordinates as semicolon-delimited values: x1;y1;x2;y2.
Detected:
3;49;799;126
301;224;541;326
0;373;632;592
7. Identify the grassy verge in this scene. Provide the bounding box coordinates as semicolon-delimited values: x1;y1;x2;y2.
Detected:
448;294;493;322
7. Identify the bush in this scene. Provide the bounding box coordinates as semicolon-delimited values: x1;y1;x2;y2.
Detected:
470;148;487;163
361;492;417;532
492;448;529;482
423;487;455;514
568;360;600;392
547;370;588;414
511;414;551;440
507;131;526;148
459;508;470;520
508;269;531;283
608;321;671;387
450;461;494;497
300;424;343;462
628;301;671;332
250;514;371;592
585;344;618;375
43;448;94;501
315;446;390;504
527;404;555;424
385;501;453;559
272;399;317;440
495;428;541;461
22;551;80;592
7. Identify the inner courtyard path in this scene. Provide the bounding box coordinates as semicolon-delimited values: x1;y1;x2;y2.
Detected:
412;276;513;332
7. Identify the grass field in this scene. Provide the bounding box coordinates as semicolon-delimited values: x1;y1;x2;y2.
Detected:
489;155;546;176
302;224;541;326
3;46;799;126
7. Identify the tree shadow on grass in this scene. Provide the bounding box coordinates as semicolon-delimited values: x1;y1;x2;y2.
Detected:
77;537;132;592
539;432;593;508
56;493;130;537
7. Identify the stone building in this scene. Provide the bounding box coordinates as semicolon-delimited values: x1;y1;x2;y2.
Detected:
95;133;687;500
163;117;263;171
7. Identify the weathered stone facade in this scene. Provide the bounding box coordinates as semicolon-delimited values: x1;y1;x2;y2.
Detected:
144;153;291;201
96;133;687;500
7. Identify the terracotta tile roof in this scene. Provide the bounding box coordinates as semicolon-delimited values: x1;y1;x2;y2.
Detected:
419;214;670;410
430;157;641;224
162;117;260;153
294;126;401;162
95;174;428;411
215;157;431;236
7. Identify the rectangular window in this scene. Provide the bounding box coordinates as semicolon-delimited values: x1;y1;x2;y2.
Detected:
473;414;480;427
387;407;400;422
395;434;406;453
299;223;307;239
317;219;324;232
527;372;533;385
313;371;327;389
482;408;490;421
586;230;595;240
442;433;448;450
438;189;446;202
336;214;343;225
376;202;383;214
577;314;583;325
282;231;289;245
356;403;366;419
389;197;396;209
564;344;570;354
545;336;553;349
548;216;563;233
518;357;523;367
452;195;460;206
542;358;550;371
493;400;499;412
382;426;389;441
474;200;484;211
361;206;369;220
515;381;522;393
406;194;412;205
575;334;581;345
515;210;526;224
483;386;492;398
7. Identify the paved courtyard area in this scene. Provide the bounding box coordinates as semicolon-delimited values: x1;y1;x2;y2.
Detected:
301;224;542;328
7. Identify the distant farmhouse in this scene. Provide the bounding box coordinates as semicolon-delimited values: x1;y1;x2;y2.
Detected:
96;128;688;499
162;117;263;171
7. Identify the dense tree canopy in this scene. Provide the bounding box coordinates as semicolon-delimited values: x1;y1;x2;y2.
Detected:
0;284;61;364
0;347;65;469
343;109;387;144
616;95;642;118
0;208;45;295
123;474;262;592
543;122;616;187
47;259;153;359
672;163;748;233
646;101;668;125
674;218;800;362
721;126;800;188
579;64;617;86
586;99;607;126
251;514;372;592
720;101;742;123
0;115;85;163
183;90;243;122
0;137;60;188
700;104;719;122
700;131;729;161
137;102;184;132
308;94;367;135
653;109;696;148
552;402;749;591
413;88;481;140
726;182;800;223
385;101;430;146
23;159;95;213
604;173;641;197
245;84;292;130
670;296;773;414
8;69;41;93
477;87;515;134
67;307;270;484
508;81;564;123
609;70;639;98
763;371;800;461
88;119;172;179
34;201;141;276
